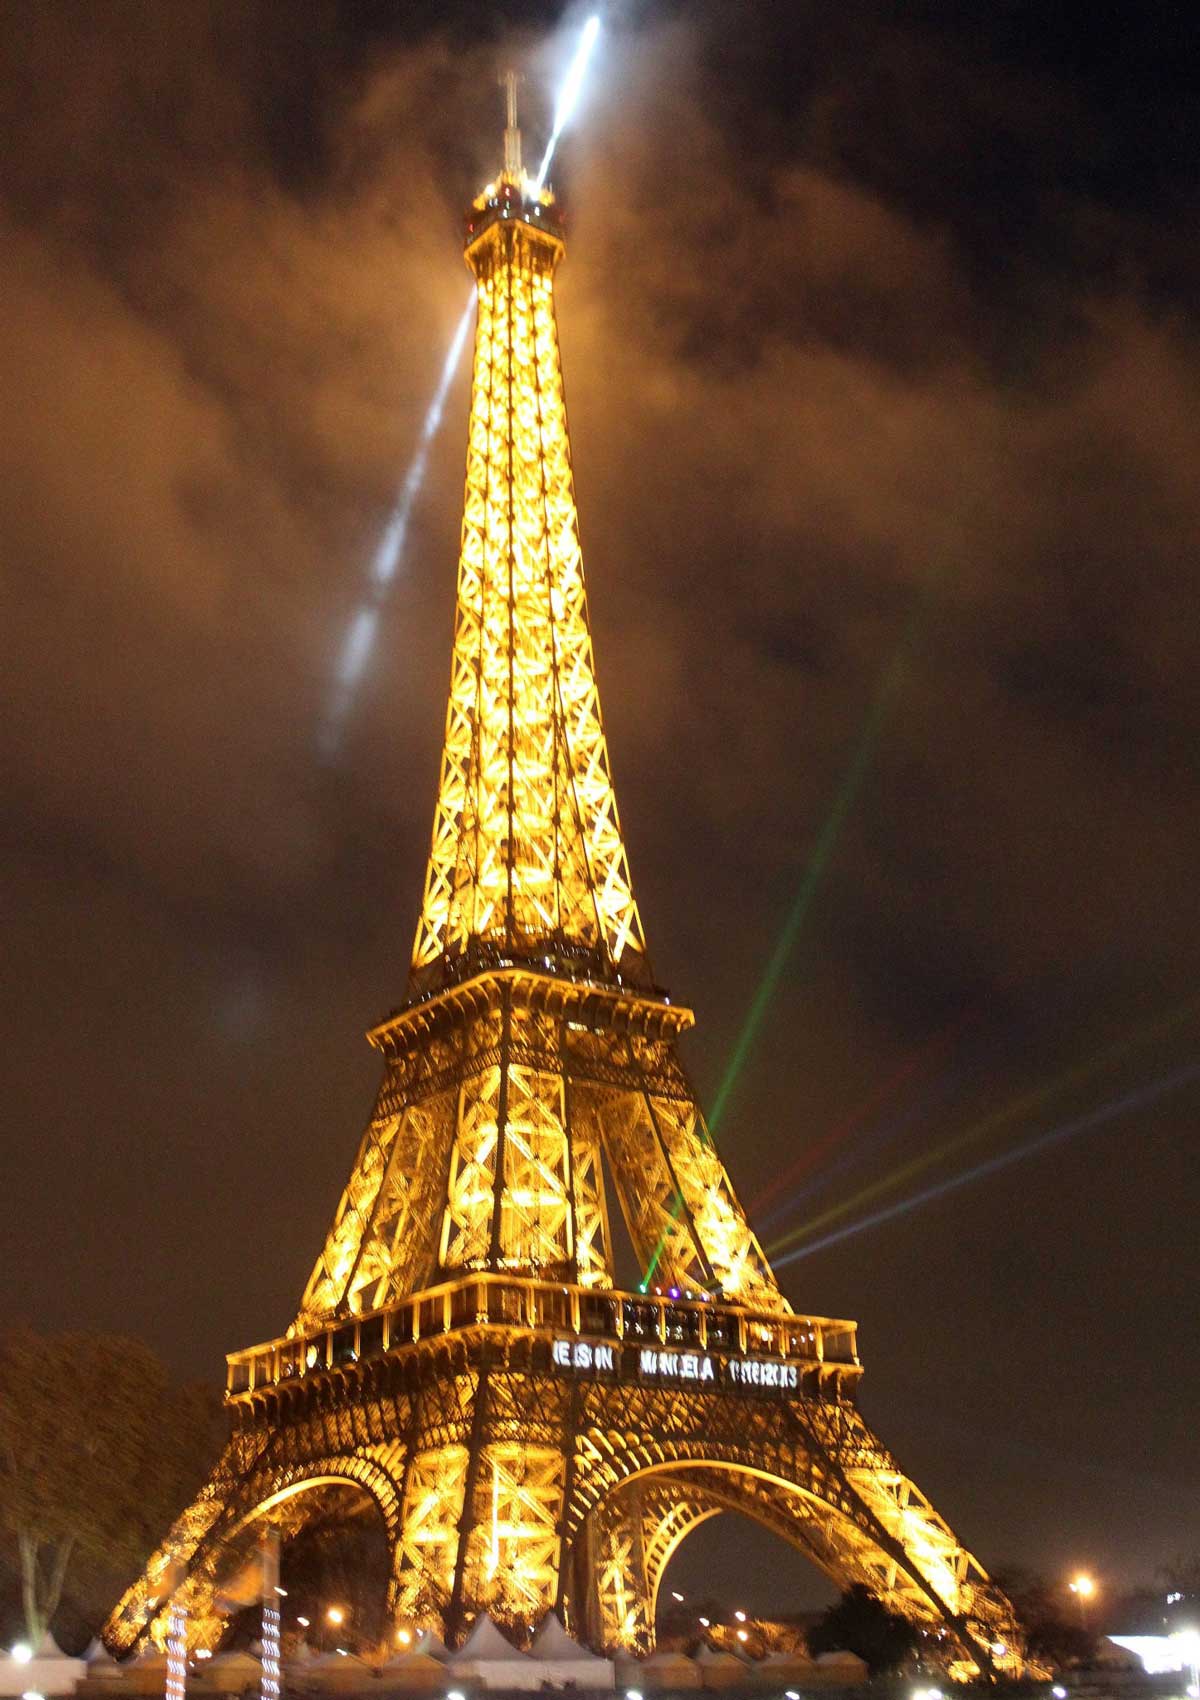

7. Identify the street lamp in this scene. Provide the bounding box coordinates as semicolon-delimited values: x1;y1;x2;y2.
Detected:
326;1608;345;1626
1069;1574;1096;1630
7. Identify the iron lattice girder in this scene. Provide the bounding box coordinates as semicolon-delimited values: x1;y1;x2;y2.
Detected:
413;213;646;985
293;971;781;1330
105;1328;1024;1675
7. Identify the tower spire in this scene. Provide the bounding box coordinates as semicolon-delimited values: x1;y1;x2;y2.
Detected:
501;69;523;184
411;93;647;994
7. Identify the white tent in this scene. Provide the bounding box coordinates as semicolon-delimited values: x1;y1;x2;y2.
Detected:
0;1633;86;1698
282;1640;325;1688
448;1615;542;1691
615;1648;702;1692
410;1629;450;1661
751;1648;816;1686
78;1640;127;1691
374;1650;447;1693
814;1649;868;1684
299;1650;378;1691
528;1613;614;1689
694;1643;749;1689
116;1647;170;1696
196;1649;261;1694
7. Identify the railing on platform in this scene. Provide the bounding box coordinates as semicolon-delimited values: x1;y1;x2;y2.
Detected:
225;1274;859;1399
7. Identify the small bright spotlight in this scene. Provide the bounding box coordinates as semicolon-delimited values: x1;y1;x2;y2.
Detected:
698;1617;710;1628
1069;1574;1096;1598
1052;1686;1068;1698
11;1647;32;1666
625;1690;644;1700
274;1585;287;1597
535;15;602;190
786;1691;801;1699
326;1607;345;1626
736;1630;748;1643
734;1610;747;1623
448;1690;468;1700
671;1591;684;1602
195;1650;213;1661
21;1690;45;1700
991;1642;1007;1656
336;1649;348;1658
296;1616;310;1628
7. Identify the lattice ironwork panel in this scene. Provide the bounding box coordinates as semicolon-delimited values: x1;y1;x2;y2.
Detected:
413;218;645;982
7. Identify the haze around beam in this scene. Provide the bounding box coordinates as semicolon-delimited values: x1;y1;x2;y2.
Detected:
320;13;604;758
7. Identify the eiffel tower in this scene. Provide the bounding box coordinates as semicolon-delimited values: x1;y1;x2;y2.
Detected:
106;84;1029;1677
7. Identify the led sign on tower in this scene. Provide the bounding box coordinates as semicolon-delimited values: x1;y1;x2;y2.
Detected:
551;1338;802;1394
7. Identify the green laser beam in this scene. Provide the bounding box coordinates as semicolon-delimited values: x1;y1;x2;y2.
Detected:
639;1193;684;1290
707;607;924;1137
766;993;1200;1258
642;601;930;1289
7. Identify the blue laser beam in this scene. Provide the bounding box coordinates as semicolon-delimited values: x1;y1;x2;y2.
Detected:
760;1008;1031;1240
772;1059;1200;1269
758;1063;966;1236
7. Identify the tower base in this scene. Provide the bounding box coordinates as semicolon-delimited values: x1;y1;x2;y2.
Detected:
104;1275;1030;1677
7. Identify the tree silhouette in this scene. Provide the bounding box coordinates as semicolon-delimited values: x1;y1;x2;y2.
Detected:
0;1329;219;1643
807;1584;919;1674
992;1567;1097;1670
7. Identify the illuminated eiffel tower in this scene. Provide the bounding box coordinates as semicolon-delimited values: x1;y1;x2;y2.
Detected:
106;85;1029;1676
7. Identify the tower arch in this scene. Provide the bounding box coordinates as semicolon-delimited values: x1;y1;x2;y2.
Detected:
118;1445;404;1652
567;1442;1011;1671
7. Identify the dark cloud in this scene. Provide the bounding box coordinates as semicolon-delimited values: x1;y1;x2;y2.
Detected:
2;0;1198;1608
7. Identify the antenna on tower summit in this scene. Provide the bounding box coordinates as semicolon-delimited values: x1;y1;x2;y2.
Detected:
502;69;523;183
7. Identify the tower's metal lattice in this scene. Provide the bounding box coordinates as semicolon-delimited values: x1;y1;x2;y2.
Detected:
105;108;1031;1679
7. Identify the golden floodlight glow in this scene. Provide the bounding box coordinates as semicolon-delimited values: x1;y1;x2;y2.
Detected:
102;77;1037;1686
411;216;645;980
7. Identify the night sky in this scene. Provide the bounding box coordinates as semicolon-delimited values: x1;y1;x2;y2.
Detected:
3;0;1199;1617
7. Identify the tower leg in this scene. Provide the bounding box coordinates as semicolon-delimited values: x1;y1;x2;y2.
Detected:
582;1484;653;1654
